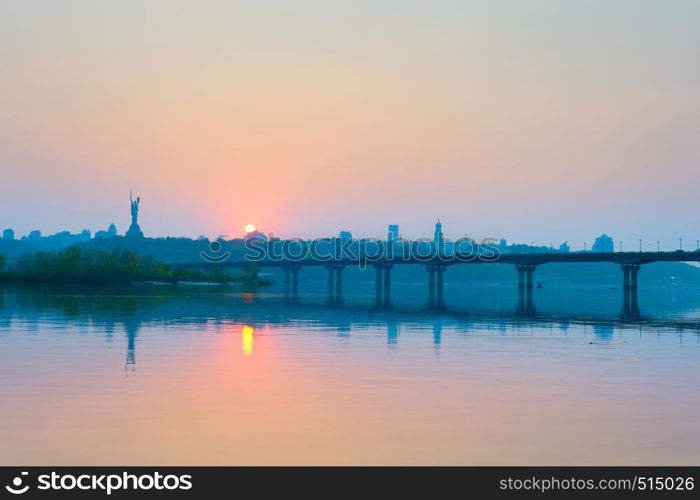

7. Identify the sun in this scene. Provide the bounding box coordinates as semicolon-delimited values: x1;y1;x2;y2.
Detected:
244;224;256;233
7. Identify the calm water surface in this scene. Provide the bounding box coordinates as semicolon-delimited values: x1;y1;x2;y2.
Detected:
1;282;699;465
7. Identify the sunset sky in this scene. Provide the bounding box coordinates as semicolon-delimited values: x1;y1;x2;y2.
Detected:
1;1;699;248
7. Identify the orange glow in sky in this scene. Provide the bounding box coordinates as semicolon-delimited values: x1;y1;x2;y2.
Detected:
245;224;256;234
2;2;699;245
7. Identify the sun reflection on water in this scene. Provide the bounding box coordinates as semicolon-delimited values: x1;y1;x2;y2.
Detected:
242;325;254;356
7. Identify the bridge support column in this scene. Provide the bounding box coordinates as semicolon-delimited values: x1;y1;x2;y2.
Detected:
515;265;526;290
621;263;641;290
326;265;335;296
629;264;640;290
620;263;641;314
283;267;291;294
426;264;445;309
427;266;436;306
325;265;345;304
622;265;631;290
383;265;392;303
525;265;535;290
373;264;392;307
375;265;383;300
335;266;344;298
515;264;536;314
291;267;300;295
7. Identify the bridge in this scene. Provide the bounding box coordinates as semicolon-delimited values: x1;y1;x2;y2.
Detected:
173;248;700;313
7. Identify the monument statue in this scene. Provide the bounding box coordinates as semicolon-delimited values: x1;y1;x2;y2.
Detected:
125;189;144;238
130;190;140;226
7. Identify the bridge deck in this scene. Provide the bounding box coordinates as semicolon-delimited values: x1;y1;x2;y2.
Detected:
172;251;700;269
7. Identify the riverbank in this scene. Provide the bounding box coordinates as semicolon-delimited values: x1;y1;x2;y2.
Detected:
0;246;271;286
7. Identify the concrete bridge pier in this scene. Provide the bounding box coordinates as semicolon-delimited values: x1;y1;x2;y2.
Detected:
515;264;536;289
515;264;537;291
283;267;291;295
375;265;383;302
326;265;336;296
326;265;345;304
336;266;344;298
290;266;300;295
514;264;537;315
621;263;641;290
525;265;536;289
373;264;392;307
622;265;631;290
282;266;300;297
620;263;641;314
383;265;393;306
426;265;435;308
436;266;445;305
427;266;436;300
426;264;446;309
629;264;640;291
326;264;345;304
515;264;526;289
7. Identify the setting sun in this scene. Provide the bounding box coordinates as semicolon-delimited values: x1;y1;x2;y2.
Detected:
244;224;256;234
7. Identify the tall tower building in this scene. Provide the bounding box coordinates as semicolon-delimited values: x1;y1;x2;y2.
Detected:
434;219;443;244
387;224;399;242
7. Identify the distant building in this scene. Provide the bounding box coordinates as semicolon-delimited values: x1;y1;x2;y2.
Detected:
592;234;614;253
2;228;14;240
339;231;352;241
27;230;42;240
95;223;118;239
387;224;399;242
433;219;443;244
559;241;570;253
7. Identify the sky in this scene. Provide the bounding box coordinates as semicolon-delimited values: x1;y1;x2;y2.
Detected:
1;0;699;250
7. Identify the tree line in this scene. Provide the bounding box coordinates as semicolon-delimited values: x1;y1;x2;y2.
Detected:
0;246;265;284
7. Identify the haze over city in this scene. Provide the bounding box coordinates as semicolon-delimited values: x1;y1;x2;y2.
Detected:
2;1;699;247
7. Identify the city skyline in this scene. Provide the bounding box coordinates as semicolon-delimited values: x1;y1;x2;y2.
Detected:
2;196;697;254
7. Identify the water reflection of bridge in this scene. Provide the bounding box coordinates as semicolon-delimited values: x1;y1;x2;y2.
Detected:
2;285;699;374
288;277;644;323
